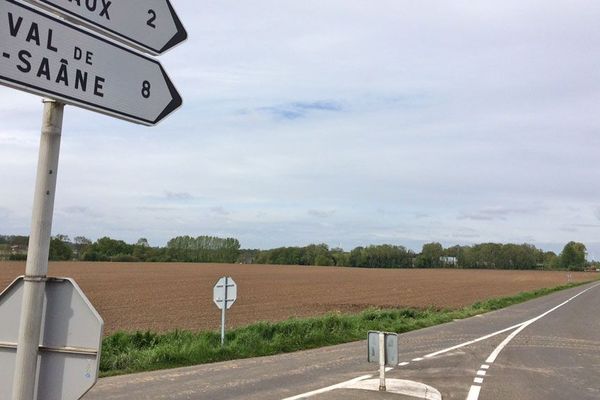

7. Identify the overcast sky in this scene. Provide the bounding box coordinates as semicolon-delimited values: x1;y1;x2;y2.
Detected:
1;0;600;259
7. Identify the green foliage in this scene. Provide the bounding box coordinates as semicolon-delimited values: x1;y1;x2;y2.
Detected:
166;236;240;263
99;280;595;377
458;243;545;270
348;245;413;268
415;242;444;268
49;236;73;261
255;244;334;266
559;242;587;271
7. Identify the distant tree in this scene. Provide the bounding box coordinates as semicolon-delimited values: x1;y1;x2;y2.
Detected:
49;236;73;261
415;242;444;268
559;242;587;271
136;238;150;247
73;236;92;258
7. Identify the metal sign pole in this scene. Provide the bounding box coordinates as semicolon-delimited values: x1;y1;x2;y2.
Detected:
378;332;386;392
221;277;228;346
12;99;64;400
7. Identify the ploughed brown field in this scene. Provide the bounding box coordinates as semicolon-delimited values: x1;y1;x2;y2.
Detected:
0;262;597;335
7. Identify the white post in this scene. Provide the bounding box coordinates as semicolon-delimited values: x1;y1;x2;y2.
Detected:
12;100;64;400
221;277;227;346
379;332;386;391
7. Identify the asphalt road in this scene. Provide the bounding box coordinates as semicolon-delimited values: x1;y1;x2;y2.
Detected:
83;281;600;400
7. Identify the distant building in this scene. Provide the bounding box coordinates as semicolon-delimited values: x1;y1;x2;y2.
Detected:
440;256;458;266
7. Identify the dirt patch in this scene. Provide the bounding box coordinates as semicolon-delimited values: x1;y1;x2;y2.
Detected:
0;262;596;335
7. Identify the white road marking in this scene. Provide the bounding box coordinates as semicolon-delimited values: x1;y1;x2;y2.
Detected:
474;377;484;384
476;370;486;376
466;282;600;400
281;375;372;400
423;322;525;359
466;385;481;400
283;283;600;400
486;282;599;364
398;361;410;366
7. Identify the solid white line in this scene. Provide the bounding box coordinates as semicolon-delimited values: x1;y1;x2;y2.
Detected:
423;322;525;359
412;357;424;362
467;282;600;400
466;385;481;400
281;375;372;400
474;377;484;384
486;282;600;364
284;283;600;400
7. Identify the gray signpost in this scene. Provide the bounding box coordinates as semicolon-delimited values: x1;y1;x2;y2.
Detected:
0;0;182;126
0;1;185;399
213;277;237;346
368;331;398;392
22;0;187;55
0;277;104;400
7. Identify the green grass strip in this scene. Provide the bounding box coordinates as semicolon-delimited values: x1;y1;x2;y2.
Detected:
100;280;597;377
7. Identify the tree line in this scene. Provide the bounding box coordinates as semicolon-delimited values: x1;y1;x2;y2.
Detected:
0;234;593;271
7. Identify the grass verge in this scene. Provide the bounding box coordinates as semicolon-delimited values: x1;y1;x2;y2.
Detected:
100;280;597;377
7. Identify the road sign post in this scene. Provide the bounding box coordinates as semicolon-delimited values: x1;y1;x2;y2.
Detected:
0;0;182;125
1;0;185;397
23;0;187;55
213;277;237;346
11;99;63;400
367;331;398;392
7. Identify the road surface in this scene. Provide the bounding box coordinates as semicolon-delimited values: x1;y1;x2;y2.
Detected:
84;281;600;400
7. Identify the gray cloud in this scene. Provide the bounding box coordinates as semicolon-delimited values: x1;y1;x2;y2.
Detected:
257;101;343;120
308;209;336;218
458;206;540;221
164;191;194;201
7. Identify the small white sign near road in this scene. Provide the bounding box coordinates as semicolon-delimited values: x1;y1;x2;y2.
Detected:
213;276;237;310
0;276;104;400
0;0;182;125
213;276;237;345
23;0;187;55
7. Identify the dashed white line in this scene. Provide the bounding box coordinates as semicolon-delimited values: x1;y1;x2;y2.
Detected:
466;385;481;400
466;282;600;400
282;283;600;400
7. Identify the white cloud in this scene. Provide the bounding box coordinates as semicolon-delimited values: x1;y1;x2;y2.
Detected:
1;0;600;257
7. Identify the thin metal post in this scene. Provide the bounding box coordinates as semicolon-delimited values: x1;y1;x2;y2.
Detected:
12;100;64;400
221;277;227;346
379;332;386;391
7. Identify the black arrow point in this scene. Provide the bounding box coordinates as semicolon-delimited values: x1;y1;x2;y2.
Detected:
161;0;188;54
154;65;183;125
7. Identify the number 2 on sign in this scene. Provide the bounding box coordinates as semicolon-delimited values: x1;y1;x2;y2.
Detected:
142;81;151;98
147;10;157;28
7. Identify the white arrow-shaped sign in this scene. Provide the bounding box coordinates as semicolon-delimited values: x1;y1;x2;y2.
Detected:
24;0;187;55
0;0;182;125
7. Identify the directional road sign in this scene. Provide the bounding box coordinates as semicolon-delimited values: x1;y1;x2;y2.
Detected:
213;276;237;310
23;0;187;55
0;0;182;125
0;276;104;400
368;331;398;366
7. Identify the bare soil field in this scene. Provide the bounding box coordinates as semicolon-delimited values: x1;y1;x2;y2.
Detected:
0;262;597;335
